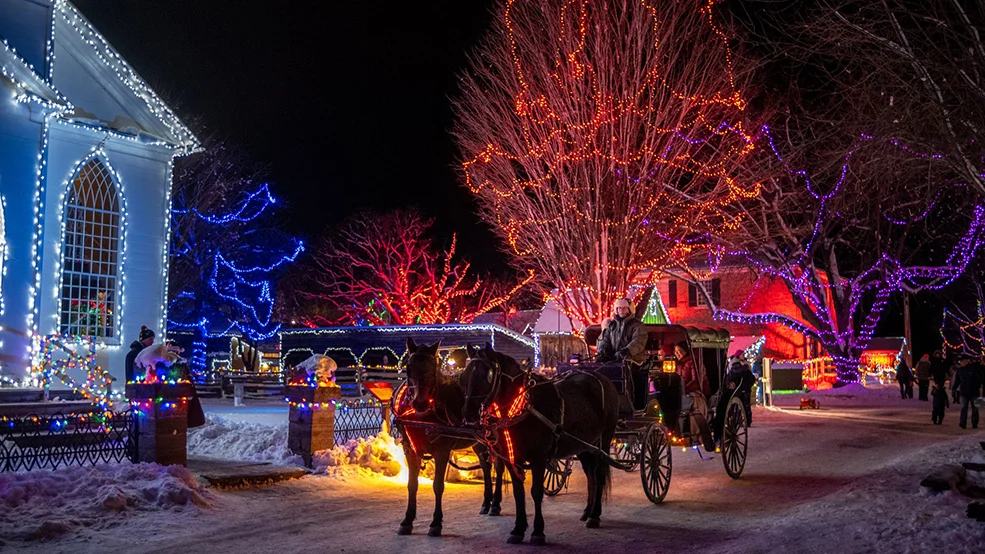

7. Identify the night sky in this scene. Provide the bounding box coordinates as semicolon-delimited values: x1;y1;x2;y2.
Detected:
69;0;950;354
71;0;501;269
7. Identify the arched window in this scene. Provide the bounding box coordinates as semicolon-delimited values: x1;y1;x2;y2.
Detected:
59;159;120;338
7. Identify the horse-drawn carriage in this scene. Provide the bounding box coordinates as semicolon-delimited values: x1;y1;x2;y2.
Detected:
390;324;750;544
544;324;749;503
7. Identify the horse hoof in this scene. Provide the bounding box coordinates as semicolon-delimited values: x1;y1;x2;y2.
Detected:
489;506;502;516
428;526;442;537
398;525;413;535
579;513;589;522
530;535;547;546
586;518;600;529
480;505;490;515
507;534;525;544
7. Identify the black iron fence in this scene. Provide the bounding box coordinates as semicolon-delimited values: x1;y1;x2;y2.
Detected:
333;404;400;445
0;410;136;472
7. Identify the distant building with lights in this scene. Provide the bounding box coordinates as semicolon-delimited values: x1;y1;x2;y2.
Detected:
533;266;824;361
0;0;198;384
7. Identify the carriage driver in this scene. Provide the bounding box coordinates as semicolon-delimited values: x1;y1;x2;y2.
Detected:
595;298;649;409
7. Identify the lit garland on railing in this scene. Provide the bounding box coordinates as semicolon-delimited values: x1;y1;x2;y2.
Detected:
713;128;985;383
285;397;383;410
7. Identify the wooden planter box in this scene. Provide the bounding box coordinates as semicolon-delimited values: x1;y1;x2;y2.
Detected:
286;385;341;467
126;382;195;467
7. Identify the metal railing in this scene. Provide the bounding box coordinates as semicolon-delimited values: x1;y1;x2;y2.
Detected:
0;410;135;472
332;403;400;445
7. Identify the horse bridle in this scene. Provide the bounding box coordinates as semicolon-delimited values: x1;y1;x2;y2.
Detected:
403;351;441;415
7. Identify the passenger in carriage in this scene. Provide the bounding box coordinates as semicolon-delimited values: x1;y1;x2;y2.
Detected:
674;341;710;418
595;297;649;409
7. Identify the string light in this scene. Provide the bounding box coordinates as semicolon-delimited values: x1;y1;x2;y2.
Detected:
5;3;199;384
940;302;985;355
169;183;302;379
460;0;763;327
714;127;985;382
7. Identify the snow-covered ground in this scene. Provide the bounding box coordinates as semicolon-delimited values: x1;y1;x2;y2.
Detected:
3;384;984;553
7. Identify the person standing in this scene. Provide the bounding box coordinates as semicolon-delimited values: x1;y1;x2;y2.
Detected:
952;353;983;430
895;358;914;399
930;350;949;388
125;325;155;383
915;353;932;401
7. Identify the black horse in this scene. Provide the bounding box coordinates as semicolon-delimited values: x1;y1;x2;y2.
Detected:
394;338;504;537
462;344;620;546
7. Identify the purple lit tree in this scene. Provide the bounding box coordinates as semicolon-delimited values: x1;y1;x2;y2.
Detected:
168;143;303;379
712;128;985;382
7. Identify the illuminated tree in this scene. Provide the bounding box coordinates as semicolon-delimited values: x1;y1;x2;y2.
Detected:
940;259;985;356
168;143;303;378
758;0;985;198
299;209;534;326
714;128;985;382
453;0;762;328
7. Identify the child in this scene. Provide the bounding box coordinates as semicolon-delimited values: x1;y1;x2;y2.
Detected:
931;382;950;425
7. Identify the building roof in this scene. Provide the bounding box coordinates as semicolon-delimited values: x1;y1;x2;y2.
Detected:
864;337;905;352
51;1;199;152
0;37;69;109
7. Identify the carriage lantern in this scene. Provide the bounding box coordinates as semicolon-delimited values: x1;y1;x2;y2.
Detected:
661;358;677;373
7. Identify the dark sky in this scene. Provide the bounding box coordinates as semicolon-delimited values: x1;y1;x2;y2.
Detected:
72;0;502;269
69;0;952;354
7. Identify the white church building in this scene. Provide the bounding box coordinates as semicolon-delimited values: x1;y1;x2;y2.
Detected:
0;0;198;386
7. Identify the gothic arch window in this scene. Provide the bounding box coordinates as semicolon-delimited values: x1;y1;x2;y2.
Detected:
59;158;120;338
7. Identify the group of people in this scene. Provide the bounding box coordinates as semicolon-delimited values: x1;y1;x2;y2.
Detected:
896;350;983;429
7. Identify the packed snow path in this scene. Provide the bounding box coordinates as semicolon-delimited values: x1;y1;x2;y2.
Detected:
4;386;984;553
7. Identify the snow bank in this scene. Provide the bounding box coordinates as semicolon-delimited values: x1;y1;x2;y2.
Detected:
187;414;409;481
772;382;907;407
0;463;212;542
187;414;296;465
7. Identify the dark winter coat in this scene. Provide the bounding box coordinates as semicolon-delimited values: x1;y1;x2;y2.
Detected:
125;340;144;383
724;363;755;396
914;359;932;381
595;315;647;365
930;357;949;386
953;362;984;399
895;361;913;385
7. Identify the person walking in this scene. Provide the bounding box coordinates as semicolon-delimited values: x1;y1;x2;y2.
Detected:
895;358;914;399
915;353;932;401
930;350;949;388
952;353;983;430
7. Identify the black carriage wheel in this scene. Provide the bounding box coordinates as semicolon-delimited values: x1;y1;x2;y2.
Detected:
722;396;748;479
544;458;571;497
639;424;672;504
610;436;640;472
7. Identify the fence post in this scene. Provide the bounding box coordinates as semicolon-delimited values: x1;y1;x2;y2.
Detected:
286;385;341;468
126;382;194;466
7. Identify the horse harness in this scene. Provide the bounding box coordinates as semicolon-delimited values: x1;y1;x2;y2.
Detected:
478;362;612;477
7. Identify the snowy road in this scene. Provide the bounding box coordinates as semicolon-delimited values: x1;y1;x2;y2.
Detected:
6;387;985;553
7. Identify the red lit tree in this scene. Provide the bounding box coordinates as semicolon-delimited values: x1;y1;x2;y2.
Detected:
298;209;534;326
453;0;763;328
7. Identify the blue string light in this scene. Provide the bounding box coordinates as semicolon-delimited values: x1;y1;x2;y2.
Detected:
168;184;302;380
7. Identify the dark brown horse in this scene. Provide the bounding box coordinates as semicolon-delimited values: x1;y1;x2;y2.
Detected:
394;338;504;537
462;344;620;546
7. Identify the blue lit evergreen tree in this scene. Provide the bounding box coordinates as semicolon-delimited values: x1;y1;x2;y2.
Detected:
167;143;302;381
